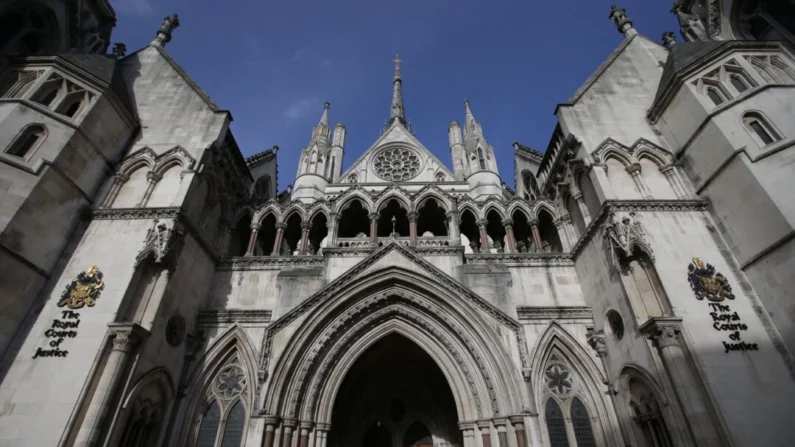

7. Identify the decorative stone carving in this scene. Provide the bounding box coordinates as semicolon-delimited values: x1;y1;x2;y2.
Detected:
585;328;607;357
135;219;185;268
603;212;653;271
58;265;105;309
545;364;574;396
372;147;422;181
640;318;682;350
111;330;137;353
687;257;735;302
672;2;708;41
214;364;247;399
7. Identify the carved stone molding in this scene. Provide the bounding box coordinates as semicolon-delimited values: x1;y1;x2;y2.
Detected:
107;322;148;353
466;253;573;266
516;306;593;321
585;327;607;357
135;218;185;269
639;317;683;349
602;211;654;271
218;256;324;270
91;207;182;221
197;309;273;326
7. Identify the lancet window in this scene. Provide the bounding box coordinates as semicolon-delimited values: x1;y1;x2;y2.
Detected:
194;360;248;447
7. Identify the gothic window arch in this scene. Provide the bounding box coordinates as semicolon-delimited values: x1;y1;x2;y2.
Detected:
706;86;726;105
742;111;782;146
1;69;43;98
477;147;486;170
348;174;357;184
541;355;600;447
622;375;673;447
194;359;249;447
5;124;46;159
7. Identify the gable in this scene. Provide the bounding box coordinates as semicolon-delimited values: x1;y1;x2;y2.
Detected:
339;123;454;183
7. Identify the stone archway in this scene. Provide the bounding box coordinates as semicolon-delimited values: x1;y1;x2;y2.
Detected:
328;333;460;447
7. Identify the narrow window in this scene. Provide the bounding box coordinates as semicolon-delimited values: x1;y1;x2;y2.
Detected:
220;401;245;447
571;398;597;447
730;75;748;93
6;124;45;158
62;99;82;118
196;402;221;447
743;113;780;146
38;88;58;106
706;87;724;105
545;399;570;447
477;147;486;170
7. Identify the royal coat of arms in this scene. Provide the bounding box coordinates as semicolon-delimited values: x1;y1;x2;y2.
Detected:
58;265;105;309
687;257;734;302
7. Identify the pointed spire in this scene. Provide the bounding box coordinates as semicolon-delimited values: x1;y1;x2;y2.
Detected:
463;98;481;138
151;14;180;47
389;54;407;126
609;5;637;38
319;101;330;126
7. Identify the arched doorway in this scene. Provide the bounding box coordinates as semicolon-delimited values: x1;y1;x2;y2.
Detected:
329;334;460;447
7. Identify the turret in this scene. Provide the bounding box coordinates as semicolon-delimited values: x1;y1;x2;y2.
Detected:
449;120;466;180
460;99;502;199
329;123;346;182
292;102;332;203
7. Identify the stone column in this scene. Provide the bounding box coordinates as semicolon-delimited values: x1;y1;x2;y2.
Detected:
261;416;281;447
299;222;311;254
314;423;330;447
492;418;509;447
298;421;314;447
476;219;490;251
509;416;528;447
446;210;460;244
408;211;418;245
218;220;232;256
74;324;147;446
135;171;162;207
555;215;574;251
271;222;287;255
369;212;379;245
521;369;544;447
626;163;653;199
328;212;339;246
100;172;129;208
281;419;298;447
459;422;475;447
529;219;543;252
572;192;592;224
477;420;493;447
502;219;517;253
640;317;722;447
245;223;261;256
660;164;688;199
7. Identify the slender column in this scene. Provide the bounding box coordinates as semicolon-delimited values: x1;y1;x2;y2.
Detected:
369;212;379;244
281;419;298;447
261;416;281;447
446;210;461;243
328;212;339;245
572;192;592;224
408;211;418;245
459;422;475;447
521;369;544;447
74;325;147;446
529;219;543;252
626;163;653;199
299;222;311;254
271;222;287;255
660;164;687;199
135;171;162;207
476;219;490;251
477;420;493;447
555;215;574;251
587;327;632;446
640;317;722;447
502;219;516;253
298;421;314;447
314;423;330;447
245;223;261;256
509;416;527;447
101;172;129;208
492;418;509;447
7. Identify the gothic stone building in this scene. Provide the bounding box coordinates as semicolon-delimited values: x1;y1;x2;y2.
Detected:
1;1;795;447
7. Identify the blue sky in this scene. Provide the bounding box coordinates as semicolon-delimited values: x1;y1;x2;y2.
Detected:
110;0;679;190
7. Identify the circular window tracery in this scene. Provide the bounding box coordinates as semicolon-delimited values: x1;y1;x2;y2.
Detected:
545;364;574;396
372;147;422;181
214;364;246;399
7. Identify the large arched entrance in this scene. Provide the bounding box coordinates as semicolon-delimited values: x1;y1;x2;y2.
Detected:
329;334;460;447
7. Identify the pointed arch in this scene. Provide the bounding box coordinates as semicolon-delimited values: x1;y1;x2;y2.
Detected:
506;201;533;222
153;145;195;175
481;202;506;221
457;201;481;221
634;143;673;169
230;207;255;228
280;203;307;224
253;203;283;226
174;325;258;447
334;188;374;214
119;147;157;176
532;200;560;221
374;189;412;214
413;187;452;214
307;203;331;223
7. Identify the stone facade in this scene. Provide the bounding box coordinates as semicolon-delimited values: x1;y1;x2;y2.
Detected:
0;2;794;447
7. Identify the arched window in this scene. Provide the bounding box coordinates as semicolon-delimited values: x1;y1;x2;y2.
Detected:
545;399;570;447
477;147;486;170
59;97;83;118
743;113;781;146
1;70;41;98
348;174;357;184
194;362;248;447
730;74;749;93
706;86;725;106
6;124;46;158
571;398;597;447
435;172;445;182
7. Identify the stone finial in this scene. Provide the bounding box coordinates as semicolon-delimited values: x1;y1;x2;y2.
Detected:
152;13;180;47
112;43;127;58
662;31;677;48
609;4;637;37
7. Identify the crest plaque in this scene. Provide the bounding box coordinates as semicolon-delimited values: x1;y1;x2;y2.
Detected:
687;257;734;302
58;265;105;309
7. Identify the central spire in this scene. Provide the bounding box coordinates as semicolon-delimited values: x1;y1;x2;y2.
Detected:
389;54;407;126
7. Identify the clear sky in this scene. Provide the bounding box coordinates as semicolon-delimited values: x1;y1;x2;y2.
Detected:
110;0;680;190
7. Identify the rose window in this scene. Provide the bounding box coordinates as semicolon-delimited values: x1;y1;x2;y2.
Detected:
214;364;246;399
373;147;422;181
545;364;574;395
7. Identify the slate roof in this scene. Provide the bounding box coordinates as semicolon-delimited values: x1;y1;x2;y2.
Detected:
58;53;135;116
652;40;732;106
